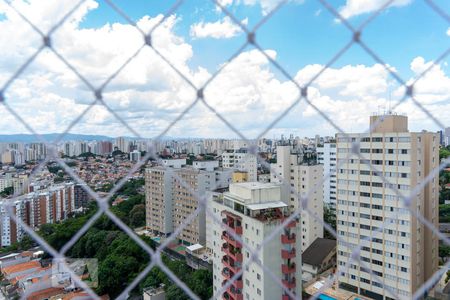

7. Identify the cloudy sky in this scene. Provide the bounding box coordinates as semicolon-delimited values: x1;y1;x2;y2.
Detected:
0;0;449;139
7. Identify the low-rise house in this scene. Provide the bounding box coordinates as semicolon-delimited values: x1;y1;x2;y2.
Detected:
301;238;336;283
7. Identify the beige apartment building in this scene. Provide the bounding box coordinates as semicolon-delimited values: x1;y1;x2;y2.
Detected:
145;160;231;245
336;114;439;300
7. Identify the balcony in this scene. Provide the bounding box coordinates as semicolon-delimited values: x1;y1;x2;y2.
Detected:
222;257;240;273
282;294;295;300
281;263;296;274
282;278;296;289
281;217;296;229
233;278;243;289
281;233;296;244
227;286;243;300
233;226;243;235
222;231;242;248
222;245;243;262
281;248;296;259
222;268;232;280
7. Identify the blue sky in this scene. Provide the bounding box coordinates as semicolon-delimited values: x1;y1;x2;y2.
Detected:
0;0;449;138
79;0;450;78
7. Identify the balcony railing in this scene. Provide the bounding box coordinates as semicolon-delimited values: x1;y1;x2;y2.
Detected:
281;218;296;229
281;248;296;259
281;263;296;274
223;246;243;262
281;233;296;244
222;231;242;248
282;278;296;289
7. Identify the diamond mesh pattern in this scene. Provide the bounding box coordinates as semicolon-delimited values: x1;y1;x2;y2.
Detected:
0;0;449;299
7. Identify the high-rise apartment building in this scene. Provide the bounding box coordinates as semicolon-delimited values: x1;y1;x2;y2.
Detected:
444;127;450;147
145;160;232;245
221;148;258;182
115;137;129;153
130;150;141;162
336;114;439;300
0;182;75;246
317;142;337;211
271;145;324;250
208;182;302;300
74;184;91;209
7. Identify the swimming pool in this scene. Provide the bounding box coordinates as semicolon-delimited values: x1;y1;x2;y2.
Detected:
318;294;338;300
152;237;161;242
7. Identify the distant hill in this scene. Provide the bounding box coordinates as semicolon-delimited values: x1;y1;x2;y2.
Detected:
0;133;114;143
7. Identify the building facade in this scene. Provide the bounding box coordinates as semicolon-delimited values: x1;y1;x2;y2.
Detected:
317;142;337;211
145;160;232;245
208;182;302;300
221;149;258;182
336;114;439;300
271;145;324;250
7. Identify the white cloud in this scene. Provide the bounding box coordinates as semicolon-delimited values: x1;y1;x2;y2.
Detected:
242;0;303;15
339;0;412;19
190;17;248;39
0;0;448;139
447;27;450;36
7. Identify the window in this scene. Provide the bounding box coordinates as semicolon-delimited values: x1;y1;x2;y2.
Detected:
257;289;261;296
385;137;396;142
360;278;371;284
372;259;383;266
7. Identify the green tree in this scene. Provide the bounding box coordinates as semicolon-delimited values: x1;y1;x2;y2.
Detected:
129;204;145;228
440;147;450;160
0;186;14;197
165;284;190;300
440;244;450;258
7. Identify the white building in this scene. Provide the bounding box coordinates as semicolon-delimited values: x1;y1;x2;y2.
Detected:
0;201;27;247
208;182;302;300
115;137;129;153
130;150;141;162
317;142;337;211
336;114;439;300
271;145;324;250
221;149;257;182
444;127;450;146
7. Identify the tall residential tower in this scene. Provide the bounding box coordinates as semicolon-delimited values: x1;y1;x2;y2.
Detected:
336;114;439;300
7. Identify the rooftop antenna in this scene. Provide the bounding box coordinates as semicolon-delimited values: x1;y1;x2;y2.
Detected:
388;85;392;114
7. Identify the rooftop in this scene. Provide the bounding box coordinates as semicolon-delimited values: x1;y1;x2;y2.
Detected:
1;260;41;276
302;238;336;267
231;181;279;190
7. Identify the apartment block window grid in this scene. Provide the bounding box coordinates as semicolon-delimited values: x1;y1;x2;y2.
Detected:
0;0;448;300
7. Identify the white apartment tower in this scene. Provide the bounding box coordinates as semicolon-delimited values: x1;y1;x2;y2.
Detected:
317;142;337;211
271;145;324;250
221;149;258;182
208;182;302;300
336;114;439;300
